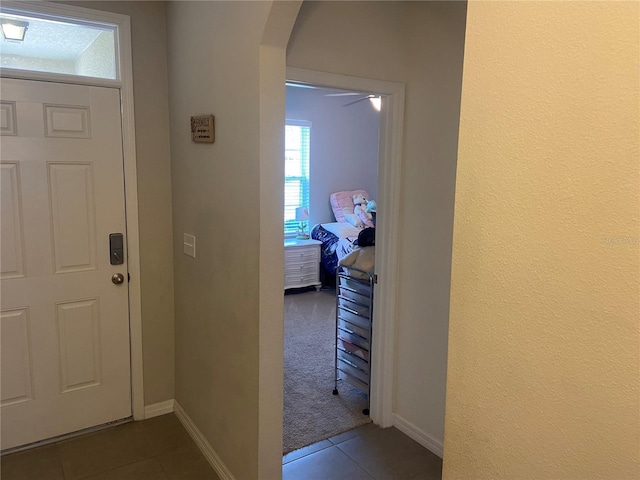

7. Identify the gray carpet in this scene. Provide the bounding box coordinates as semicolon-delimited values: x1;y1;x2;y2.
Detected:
283;289;371;454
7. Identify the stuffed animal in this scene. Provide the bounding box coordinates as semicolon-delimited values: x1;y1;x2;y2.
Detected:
366;200;377;214
366;200;377;227
353;193;375;228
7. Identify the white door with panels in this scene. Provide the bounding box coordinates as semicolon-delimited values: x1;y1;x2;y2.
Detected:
0;78;131;450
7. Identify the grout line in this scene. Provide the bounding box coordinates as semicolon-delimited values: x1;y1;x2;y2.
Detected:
282;440;334;465
69;456;162;480
333;445;380;480
58;421;159;480
332;447;377;480
283;422;377;466
155;453;172;480
54;443;68;480
328;421;376;446
3;418;133;455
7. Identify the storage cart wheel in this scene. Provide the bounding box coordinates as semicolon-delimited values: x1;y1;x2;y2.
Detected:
332;389;339;395
362;408;369;415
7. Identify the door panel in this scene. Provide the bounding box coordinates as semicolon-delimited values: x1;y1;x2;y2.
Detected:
49;162;98;273
0;308;33;406
56;298;102;393
0;78;131;450
0;163;25;278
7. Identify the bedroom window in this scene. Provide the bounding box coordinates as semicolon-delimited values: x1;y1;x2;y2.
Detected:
284;121;310;236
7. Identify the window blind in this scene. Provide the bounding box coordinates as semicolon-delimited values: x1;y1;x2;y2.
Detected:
284;122;310;236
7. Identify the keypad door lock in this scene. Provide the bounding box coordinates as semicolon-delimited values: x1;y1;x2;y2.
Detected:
109;233;124;265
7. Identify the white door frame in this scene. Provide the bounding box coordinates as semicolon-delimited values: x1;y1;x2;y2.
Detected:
286;67;405;427
0;1;144;421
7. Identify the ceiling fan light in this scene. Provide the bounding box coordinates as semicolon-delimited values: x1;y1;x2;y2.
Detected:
369;96;382;111
1;19;29;41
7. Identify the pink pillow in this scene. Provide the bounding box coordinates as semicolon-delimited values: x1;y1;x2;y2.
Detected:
330;190;370;223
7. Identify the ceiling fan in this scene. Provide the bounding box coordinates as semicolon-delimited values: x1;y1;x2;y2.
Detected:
324;92;383;109
284;83;383;109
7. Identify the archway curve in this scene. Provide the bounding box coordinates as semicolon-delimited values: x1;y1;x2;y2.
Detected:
258;4;405;476
257;2;303;478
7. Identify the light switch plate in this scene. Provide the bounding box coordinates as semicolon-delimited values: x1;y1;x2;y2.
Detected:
183;233;196;258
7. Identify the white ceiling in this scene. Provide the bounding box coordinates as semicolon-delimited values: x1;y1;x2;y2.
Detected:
0;14;108;60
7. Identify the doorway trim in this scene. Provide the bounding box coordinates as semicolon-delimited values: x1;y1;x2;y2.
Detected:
0;1;144;421
286;67;405;427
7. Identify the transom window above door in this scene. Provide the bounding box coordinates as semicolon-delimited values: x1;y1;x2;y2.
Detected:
0;10;118;81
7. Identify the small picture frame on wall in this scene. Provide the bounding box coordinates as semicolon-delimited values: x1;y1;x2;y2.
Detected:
191;114;215;143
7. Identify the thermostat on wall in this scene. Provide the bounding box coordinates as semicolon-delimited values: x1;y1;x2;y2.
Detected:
191;114;215;143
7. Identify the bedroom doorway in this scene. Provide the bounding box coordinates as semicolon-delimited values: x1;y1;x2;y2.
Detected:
283;82;380;453
282;68;405;453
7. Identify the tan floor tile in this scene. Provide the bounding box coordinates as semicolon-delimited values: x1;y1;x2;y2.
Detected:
0;444;64;480
282;439;332;464
138;413;194;456
81;458;168;480
57;422;155;480
328;423;379;446
336;427;442;480
156;444;220;480
283;446;374;480
407;471;444;480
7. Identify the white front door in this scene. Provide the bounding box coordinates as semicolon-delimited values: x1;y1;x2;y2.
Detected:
0;78;131;450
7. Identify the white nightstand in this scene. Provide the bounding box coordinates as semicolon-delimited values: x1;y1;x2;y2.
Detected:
284;239;322;291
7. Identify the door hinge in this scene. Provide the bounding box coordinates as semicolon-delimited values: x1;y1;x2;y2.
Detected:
373;274;378;284
128;273;131;282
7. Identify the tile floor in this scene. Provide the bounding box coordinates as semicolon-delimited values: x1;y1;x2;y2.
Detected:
1;414;442;480
283;423;442;480
0;414;219;480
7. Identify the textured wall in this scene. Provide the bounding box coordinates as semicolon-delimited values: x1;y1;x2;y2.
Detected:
444;1;639;478
393;1;466;448
0;54;74;75
287;1;467;450
166;2;272;478
75;30;116;79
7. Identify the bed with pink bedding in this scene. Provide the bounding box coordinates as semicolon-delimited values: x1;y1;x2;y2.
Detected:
311;190;375;284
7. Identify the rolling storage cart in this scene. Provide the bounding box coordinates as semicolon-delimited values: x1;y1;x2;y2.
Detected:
333;265;374;415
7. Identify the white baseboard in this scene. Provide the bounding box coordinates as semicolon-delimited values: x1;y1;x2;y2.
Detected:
173;401;236;480
144;399;175;419
392;414;444;458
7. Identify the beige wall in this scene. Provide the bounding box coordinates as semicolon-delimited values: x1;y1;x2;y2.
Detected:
257;4;304;473
63;1;175;406
394;1;466;446
166;2;279;478
288;1;409;83
444;1;639;478
288;1;467;449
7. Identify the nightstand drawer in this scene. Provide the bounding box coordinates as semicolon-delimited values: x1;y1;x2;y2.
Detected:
285;261;317;275
284;272;318;287
284;246;318;263
284;239;321;291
